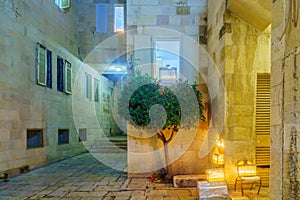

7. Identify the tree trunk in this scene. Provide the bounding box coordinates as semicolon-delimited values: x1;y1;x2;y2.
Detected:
164;142;173;180
157;125;178;180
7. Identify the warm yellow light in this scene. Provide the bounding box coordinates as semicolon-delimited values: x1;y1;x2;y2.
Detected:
213;153;224;165
237;165;257;177
216;138;224;148
206;168;225;182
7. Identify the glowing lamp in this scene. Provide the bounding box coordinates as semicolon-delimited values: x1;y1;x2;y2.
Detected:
237;165;257;177
206;168;225;182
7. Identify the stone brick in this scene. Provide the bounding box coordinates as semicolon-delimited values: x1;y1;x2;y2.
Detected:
272;0;284;29
136;16;157;25
184;25;199;35
159;0;174;5
271;105;282;125
227;127;254;141
188;0;207;6
132;0;159;5
169;16;181;25
127;6;141;15
141;6;161;15
66;191;108;197
161;6;176;15
227;116;254;128
0;129;10;141
157;15;169;25
0;142;9;152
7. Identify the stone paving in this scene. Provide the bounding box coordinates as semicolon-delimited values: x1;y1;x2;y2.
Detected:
0;153;269;200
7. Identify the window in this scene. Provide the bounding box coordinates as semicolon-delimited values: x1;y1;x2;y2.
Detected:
27;129;43;149
85;73;92;100
57;57;72;94
154;39;180;84
114;5;124;32
57;57;64;92
58;129;69;145
96;4;108;33
78;128;87;142
37;44;52;88
96;4;125;33
94;78;99;102
55;0;70;9
64;61;72;94
46;51;52;88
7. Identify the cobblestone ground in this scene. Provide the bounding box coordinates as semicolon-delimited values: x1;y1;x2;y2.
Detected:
0;153;269;200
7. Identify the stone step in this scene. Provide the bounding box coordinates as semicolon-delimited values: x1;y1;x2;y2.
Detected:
229;195;249;200
89;148;126;153
90;142;127;148
90;137;128;153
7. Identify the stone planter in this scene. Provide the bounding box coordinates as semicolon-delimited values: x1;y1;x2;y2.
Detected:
127;121;210;177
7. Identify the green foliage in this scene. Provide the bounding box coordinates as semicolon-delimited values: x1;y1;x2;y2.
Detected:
118;70;205;131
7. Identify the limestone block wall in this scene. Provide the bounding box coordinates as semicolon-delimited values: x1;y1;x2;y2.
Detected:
72;65;116;146
127;0;207;39
127;0;208;83
223;15;271;184
77;0;127;62
127;118;209;177
0;0;114;174
271;0;300;199
207;0;271;184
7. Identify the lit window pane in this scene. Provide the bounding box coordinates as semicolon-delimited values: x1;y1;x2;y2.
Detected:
114;6;124;32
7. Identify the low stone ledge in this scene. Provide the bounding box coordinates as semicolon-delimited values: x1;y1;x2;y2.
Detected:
173;174;207;188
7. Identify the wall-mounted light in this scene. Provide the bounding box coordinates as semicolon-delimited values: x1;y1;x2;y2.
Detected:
236;160;256;177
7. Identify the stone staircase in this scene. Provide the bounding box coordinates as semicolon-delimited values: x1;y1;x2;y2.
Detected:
89;136;127;153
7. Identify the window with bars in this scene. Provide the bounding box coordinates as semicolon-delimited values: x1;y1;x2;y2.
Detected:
27;129;44;149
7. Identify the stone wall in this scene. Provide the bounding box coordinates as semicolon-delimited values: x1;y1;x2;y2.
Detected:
127;0;208;83
207;0;271;184
77;0;127;62
0;0;114;174
271;0;300;199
